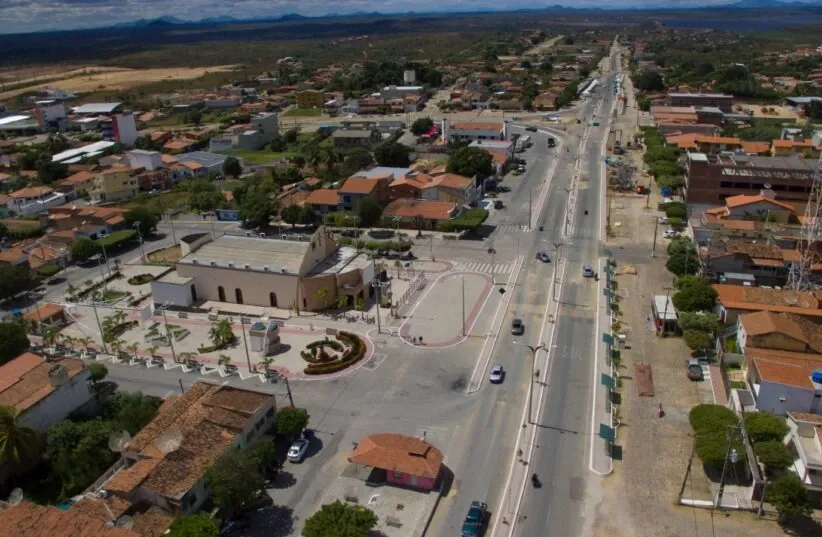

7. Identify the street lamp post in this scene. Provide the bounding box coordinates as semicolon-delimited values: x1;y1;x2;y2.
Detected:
514;342;547;424
487;246;496;284
133;222;146;262
552;242;563;302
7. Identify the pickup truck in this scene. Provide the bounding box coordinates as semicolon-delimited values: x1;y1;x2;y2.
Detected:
461;501;488;537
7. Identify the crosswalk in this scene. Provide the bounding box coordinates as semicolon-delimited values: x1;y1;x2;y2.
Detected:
496;223;531;233
452;261;514;274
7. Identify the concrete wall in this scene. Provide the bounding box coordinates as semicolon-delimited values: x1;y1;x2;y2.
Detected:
20;367;93;433
150;281;194;308
176;263;300;309
181;233;211;257
387;470;437;491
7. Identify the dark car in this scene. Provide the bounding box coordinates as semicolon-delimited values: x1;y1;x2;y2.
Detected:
525;125;538;132
547;137;556;148
461;501;488;537
511;318;524;335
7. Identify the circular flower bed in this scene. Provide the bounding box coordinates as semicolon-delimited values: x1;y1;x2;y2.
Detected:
302;331;366;375
128;273;155;285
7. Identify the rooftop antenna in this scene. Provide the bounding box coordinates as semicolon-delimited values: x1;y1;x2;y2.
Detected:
107;430;132;453
154;428;183;453
7;488;23;507
787;151;822;290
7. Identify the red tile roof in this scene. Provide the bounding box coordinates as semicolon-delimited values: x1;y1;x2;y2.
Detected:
725;194;796;211
0;501;139;537
305;188;340;206
383;199;456;221
0;354;86;412
349;433;443;478
340;177;379;195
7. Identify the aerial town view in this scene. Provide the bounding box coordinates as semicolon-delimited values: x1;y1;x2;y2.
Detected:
4;2;822;537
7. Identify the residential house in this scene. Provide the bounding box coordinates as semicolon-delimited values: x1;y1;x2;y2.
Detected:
694;136;744;154
443;120;506;143
48;204;127;237
57;170;97;199
746;348;822;415
699;239;799;287
348;433;443;491
785;412;822;492
0;194;9;218
382;198;460;229
87;381;276;516
295;90;325;109
532;91;558;111
338;174;392;211
235;112;279;150
90;167;138;203
162;138;195;154
713;284;822;324
691;193;802;248
772;139;820;158
6;186;67;216
666;92;734;113
469;139;514;168
305;189;341;215
389;171;477;205
0;500;168;537
126;150;165;171
0;352;92;433
332;128;382;148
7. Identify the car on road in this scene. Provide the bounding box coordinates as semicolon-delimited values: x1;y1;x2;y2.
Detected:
525;125;538;132
582;264;595;278
663;229;679;239
461;501;488;537
536;251;551;263
496;185;511;192
493;200;504;210
511;318;525;335
489;364;504;384
658;217;669;224
547;137;556;148
686;359;704;381
287;439;309;462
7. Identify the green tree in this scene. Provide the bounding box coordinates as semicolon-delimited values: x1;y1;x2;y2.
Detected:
298;205;316;225
804;100;822;122
666;252;698;277
689;405;744;468
677;312;720;333
657;175;685;191
209;318;236;349
125;206;159;236
206;446;264;513
87;362;108;384
636;71;665;92
250;439;277;468
0;405;38;465
755;440;794;477
303;501;378;537
166;514;220;537
222;156;242;178
341;149;374;176
284;129;298;144
276;407;310;439
239;195;275;229
282;204;302;226
101;392;161;435
673;277;717;312
0;321;30;365
447;147;494;181
184;110;203;125
767;474;812;522
36;160;69;184
187;180;225;213
269;134;287;152
411;117;434;136
0;264;34;300
374;141;411;167
683;329;712;351
356;197;383;228
45;419;118;496
743;412;790;443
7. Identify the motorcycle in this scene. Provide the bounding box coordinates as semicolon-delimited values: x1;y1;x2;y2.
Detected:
531;473;541;488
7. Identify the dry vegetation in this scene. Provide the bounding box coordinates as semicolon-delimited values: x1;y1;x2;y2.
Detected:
0;65;238;100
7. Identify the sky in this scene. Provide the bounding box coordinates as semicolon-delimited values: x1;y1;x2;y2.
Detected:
0;0;815;34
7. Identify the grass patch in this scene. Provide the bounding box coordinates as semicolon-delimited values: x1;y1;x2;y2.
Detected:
124;190;190;213
436;208;489;232
729;380;747;390
283;107;323;117
127;273;155;285
225;149;300;165
100;289;127;302
37;263;61;278
96;229;136;248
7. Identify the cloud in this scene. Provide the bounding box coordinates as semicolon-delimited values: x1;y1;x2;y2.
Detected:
0;0;789;34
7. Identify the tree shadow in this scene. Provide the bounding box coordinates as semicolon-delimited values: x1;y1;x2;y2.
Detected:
251;505;294;537
266;471;297;489
305;437;324;459
438;465;455;497
779;515;822;537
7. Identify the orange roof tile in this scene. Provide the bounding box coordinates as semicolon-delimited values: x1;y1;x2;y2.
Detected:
725;193;796;211
428;173;471;190
180;161;204;170
753;354;822;389
0;501;139;537
740;311;809;343
61;170;96;186
340;177;379;195
695;135;742;145
349;433;443;478
773;139;812;148
160;154;177;164
451;122;504;131
714;284;822;317
383;199;456;221
305;188;340;206
23;303;64;321
0;355;86;411
741;141;771;154
10;186;53;198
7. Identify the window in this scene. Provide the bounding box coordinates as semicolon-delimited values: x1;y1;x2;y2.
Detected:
235;288;243;304
269;292;277;307
218;286;225;302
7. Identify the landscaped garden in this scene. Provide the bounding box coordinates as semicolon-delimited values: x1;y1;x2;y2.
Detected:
127;273;155;285
300;331;367;375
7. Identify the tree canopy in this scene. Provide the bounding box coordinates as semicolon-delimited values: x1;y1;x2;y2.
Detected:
743;412;789;443
0;264;34;301
356;197;383;228
755;440;794;477
303;501;378;537
71;237;100;263
673;276;717;312
125;206;159;236
0;405;39;465
222;156;243;178
100;392;161;436
0;321;30;365
635;71;665;92
276;407;310;439
447;147;494;180
683;329;712;351
166;514;220;537
187;180;225;213
767;474;812;521
46;419;119;497
677;311;720;333
411;117;435;136
689;404;744;468
374;141;411;167
205;446;265;513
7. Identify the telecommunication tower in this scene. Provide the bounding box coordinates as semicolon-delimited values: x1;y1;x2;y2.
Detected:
788;152;822;290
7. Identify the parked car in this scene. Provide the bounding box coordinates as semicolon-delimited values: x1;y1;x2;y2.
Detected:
517;165;526;173
582;264;595;278
687;358;704;381
525;125;538;132
547;137;556;148
497;185;511;193
511;318;525;335
658;217;669;224
536;251;551;263
461;501;488;537
494;200;504;210
489;364;504;384
287;439;309;462
663;229;679;239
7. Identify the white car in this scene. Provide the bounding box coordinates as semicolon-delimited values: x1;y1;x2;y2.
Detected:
489;364;504;384
658;217;669;224
287;439;309;462
663;229;679;239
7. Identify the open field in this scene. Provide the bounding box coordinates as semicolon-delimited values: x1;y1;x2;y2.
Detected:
0;65;238;100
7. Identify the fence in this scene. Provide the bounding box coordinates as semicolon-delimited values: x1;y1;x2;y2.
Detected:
395;274;427;315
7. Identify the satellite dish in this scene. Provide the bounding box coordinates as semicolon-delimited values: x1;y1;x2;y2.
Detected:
764;183;772;190
7;488;23;506
108;430;132;453
115;515;134;530
154;428;183;453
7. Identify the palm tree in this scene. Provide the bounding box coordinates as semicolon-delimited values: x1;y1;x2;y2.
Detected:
0;406;38;466
258;356;274;375
110;339;124;358
316;288;329;310
65;283;77;299
355;297;366;319
57;333;74;349
179;352;198;365
126;343;140;360
77;336;93;354
325;149;339;175
218;354;232;367
209;318;235;349
42;327;59;347
394;259;402;278
309;151;323;174
336;295;348;310
146;344;159;359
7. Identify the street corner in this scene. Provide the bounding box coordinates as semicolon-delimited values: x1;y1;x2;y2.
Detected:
397;271;493;349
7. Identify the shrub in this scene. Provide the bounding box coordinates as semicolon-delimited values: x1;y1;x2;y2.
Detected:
303;331;367;375
755;440;793;477
127;274;155;285
436;208;489;232
689;404;744;467
744;412;790;443
37;263;61;278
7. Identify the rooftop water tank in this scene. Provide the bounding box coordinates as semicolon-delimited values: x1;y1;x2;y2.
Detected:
812;371;822;384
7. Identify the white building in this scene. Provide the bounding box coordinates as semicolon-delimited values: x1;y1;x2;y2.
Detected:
0;352;93;433
126;149;165;171
442;119;508;143
7;185;67;216
34;100;66;127
103;112;138;147
381;85;424;100
52;140;116;164
403;70;416;84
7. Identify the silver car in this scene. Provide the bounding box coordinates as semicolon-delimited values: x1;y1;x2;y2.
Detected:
489;364;504;383
536;251;551;263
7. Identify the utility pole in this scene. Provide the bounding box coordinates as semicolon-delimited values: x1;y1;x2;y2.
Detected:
487;246;496;284
552;242;563;302
528;187;533;230
716;426;741;509
372;258;382;335
461;276;466;337
514;342;546;424
757;478;769;517
283;376;295;407
133;222;145;262
160;305;178;363
651;218;660;258
240;316;252;372
90;299;108;355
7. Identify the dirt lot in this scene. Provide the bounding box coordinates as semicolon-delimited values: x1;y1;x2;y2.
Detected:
0;65;238;100
147;245;182;265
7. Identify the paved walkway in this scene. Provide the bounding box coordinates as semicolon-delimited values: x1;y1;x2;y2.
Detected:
396;272;493;348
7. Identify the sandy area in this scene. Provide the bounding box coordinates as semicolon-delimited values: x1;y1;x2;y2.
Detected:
0;65;238;100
